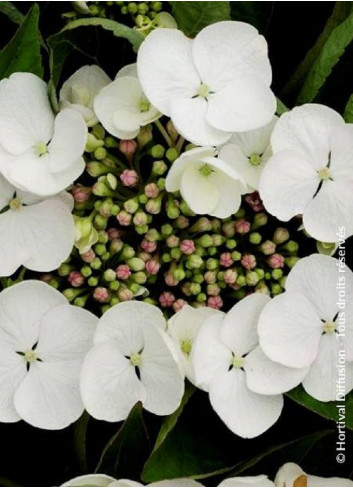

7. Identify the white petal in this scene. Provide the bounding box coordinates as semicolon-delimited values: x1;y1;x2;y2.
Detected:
14;359;86;429
207;76;276;133
245;346;308;395
0;343;26;422
0;173;15;209
303;333;353;402
343;300;353;362
170;96;231;146
81;342;146;422
227;116;278;156
60;64;111;107
259;150;319;221
275;463;353;487
208;171;243;218
0;209;27;276
95;301;165;348
48;109;87;173
285;254;353;321
137;28;200;115
165;147;217;192
17;198;75;272
219;475;274;487
191;312;229;391
221;293;270;356
62;474;117;487
307;475;353;487
330;124;353;180
219;143;262;190
192;21;272;89
274;463;306;488
110;479;143;487
0;73;54;155
271;104;344;169
180;164;219;215
116;63;138;79
303;180;353;242
140;325;184;416
167;305;217;383
258;292;323;368
0;281;67;352
36;304;97;361
209;368;283;438
149;479;203;487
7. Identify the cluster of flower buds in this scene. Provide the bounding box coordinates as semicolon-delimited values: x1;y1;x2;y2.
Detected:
42;121;303;316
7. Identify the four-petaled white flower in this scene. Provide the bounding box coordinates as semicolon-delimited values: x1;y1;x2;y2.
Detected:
259;104;353;242
192;293;307;438
80;301;184;421
219;116;277;191
137;21;276;146
275;463;353;487
165;147;246;218
0;174;75;276
62;475;203;487
60;65;112;126
258;254;353;402
168;305;218;384
0;72;87;196
0;281;97;429
94;64;160;140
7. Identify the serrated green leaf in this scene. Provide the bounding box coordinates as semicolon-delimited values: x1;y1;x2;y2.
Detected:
0;2;25;25
286;387;353;430
171;1;230;37
295;4;353;104
0;3;43;80
95;402;150;480
343;94;353;122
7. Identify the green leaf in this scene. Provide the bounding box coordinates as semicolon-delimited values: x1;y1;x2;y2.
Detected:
287;387;353;430
294;3;353;104
0;3;43;80
95;402;150;480
343;94;353;122
73;411;90;473
230;2;274;32
171;1;230;37
276;97;289;115
282;3;353;98
47;17;144;92
0;1;25;25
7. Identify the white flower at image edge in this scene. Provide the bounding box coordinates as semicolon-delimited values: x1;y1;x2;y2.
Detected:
168;305;218;384
0;174;75;276
137;21;276;146
219;116;277;191
191;294;308;438
62;474;204;487
258;254;353;402
0;281;97;430
94;63;160;140
259;104;353;242
166;147;246;218
0;72;87;196
80;301;184;422
60;64;112;126
275;463;353;487
219;475;274;487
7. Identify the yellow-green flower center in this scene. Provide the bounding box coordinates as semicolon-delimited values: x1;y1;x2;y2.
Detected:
323;321;336;334
197;83;211;99
199;163;214;177
139;98;150;113
232;354;244;369
180;339;192;356
35;141;48;157
130;352;142;367
9;197;22;211
249;154;262;166
317;166;331;180
24;350;38;363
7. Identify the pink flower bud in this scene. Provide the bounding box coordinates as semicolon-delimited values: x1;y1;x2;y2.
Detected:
144;183;159;198
81;249;96;263
223;269;238;284
220;252;234;268
159;291;175;308
173;298;188;312
235;219;251;234
180;239;195;255
207;284;221;296
207;296;223;310
241;254;257;270
117;210;132;226
146;259;161;275
165;271;179;287
107;227;123;239
222;221;236;237
72;185;92;203
40;274;54;284
119;139;137;157
245;191;264;212
116;264;131;280
93;287;110;303
268;253;285;269
138;252;152;262
68;271;84;287
204;270;217;284
120;169;139;187
118;288;134;301
141;239;158;253
261;240;276;255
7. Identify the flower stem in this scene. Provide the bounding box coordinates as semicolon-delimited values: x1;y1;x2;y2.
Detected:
155;120;172;147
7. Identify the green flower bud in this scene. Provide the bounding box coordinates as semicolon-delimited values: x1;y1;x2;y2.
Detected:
189;283;201;295
120;245;135;260
166;198;180;219
157;178;166;190
225;239;237;250
88;276;99;287
58;264;73;277
103;269;117;282
179;200;195;216
236;275;246;287
91;124;105;141
127;2;137;14
94;147;107;161
106;173;118;190
127;257;145;272
190;217;212;232
283;240;299;254
109;281;120;292
85;133;104;153
285;256;300;268
152;160;168;176
105;136;118;148
94;243;107;256
81;265;92;278
138;125;153;147
231;251;241;261
132;272;147;284
174;268;186;281
93;214;108;230
139;194;148;205
208;246;217;256
151;144;165;159
170;248;182;260
273;227;290;245
199;234;213;248
249;232;262;245
135;224;149;235
74;215;99;254
91;258;102;270
174;216;189;229
235;208;245;218
162;253;171;263
187;254;203;269
145;228;161;242
161;223;174;236
272;269;283;280
63;288;83;302
74;295;89;308
206;258;219;271
252;212;268;229
271;283;283;296
110;239;124;254
98;230;109;244
99;198;114;217
193;273;204;284
87;160;115;177
166;147;179;163
92;181;115;197
246;271;260;286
